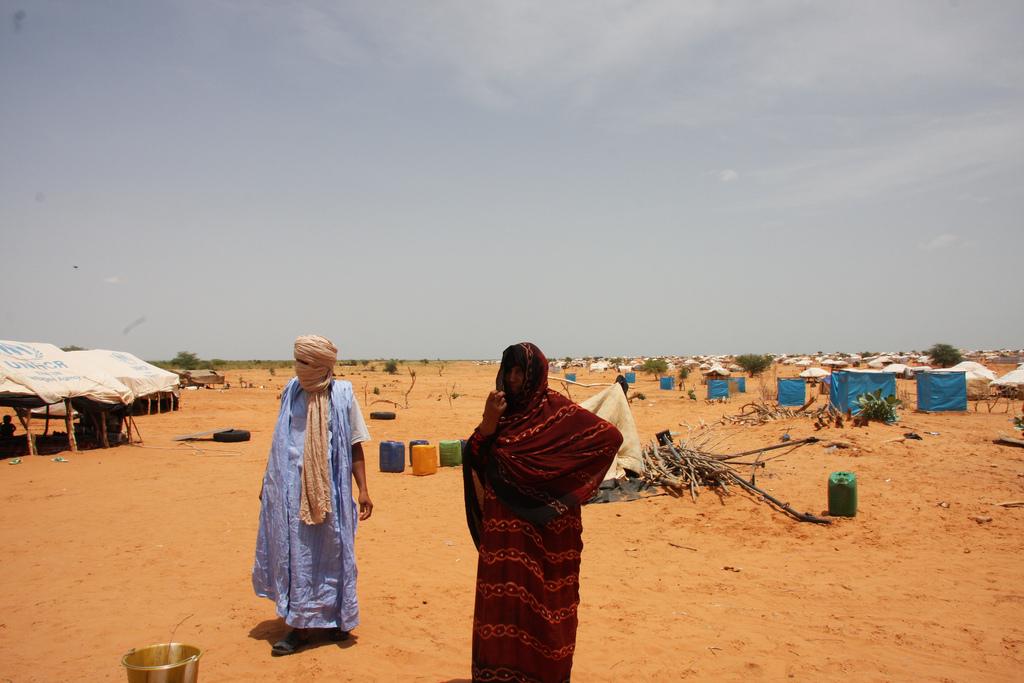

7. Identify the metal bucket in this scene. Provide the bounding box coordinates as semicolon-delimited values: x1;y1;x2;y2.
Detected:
122;643;203;683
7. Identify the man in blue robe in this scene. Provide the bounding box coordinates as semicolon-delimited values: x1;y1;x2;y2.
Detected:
253;335;373;656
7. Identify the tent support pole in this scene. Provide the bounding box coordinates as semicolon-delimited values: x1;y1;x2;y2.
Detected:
65;399;77;452
99;412;109;449
24;410;36;456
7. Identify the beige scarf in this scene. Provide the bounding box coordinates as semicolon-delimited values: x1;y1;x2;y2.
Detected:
294;335;337;525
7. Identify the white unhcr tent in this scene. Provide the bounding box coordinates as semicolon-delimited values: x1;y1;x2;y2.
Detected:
0;341;133;405
67;350;179;401
0;340;134;454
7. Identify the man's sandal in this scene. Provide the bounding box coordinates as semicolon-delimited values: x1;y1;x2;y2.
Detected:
271;629;309;656
328;627;350;642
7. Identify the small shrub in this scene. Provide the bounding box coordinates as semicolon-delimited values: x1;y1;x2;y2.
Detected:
373;387;380;395
855;389;901;424
634;392;646;401
384;359;399;374
688;389;697;400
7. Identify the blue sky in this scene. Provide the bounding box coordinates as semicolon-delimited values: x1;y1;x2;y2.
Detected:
1;1;1021;360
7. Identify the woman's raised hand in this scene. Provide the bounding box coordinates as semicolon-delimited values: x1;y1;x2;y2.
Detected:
478;390;507;437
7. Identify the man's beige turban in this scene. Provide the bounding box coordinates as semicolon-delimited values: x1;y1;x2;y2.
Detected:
294;335;337;525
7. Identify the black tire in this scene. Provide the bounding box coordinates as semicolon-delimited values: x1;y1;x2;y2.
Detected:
213;429;251;443
369;411;396;420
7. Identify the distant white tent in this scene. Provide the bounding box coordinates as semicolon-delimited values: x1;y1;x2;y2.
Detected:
799;367;829;379
794;359;813;367
882;363;909;375
992;367;1024;387
948;361;996;381
821;359;848;367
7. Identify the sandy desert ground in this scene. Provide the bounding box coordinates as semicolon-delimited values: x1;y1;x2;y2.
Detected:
2;361;1023;682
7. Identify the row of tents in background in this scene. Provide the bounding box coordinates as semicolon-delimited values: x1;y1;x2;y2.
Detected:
0;340;188;455
776;364;1024;413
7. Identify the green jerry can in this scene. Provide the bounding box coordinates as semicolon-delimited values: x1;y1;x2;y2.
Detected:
828;471;858;517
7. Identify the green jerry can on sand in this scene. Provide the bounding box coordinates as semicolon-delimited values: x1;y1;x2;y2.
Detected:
439;439;463;467
828;471;857;517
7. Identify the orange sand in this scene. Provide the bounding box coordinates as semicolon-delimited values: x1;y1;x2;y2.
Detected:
2;362;1023;681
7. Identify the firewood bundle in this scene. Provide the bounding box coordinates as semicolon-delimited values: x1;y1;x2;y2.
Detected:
641;432;830;524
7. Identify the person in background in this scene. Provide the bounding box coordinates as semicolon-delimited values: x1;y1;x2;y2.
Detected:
252;335;373;656
0;415;15;438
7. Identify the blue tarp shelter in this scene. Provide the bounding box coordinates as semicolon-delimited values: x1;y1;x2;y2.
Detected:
829;371;897;414
707;379;730;400
916;371;967;412
777;378;806;407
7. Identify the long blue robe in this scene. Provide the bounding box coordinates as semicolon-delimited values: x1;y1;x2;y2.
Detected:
252;378;360;630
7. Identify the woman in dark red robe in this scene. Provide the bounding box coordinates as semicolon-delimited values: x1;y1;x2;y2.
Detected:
463;343;623;683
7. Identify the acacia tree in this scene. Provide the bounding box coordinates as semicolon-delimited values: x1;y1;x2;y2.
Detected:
735;354;773;376
172;351;201;370
927;343;962;368
641;358;668;378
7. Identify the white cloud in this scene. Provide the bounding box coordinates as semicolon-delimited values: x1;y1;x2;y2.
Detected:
748;113;1024;209
718;169;739;182
261;1;1024;119
920;234;960;251
956;193;993;204
103;276;121;285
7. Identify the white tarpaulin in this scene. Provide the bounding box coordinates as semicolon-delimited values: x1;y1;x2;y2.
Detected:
949;361;996;381
67;350;179;398
993;367;1024;387
0;340;133;405
579;383;644;482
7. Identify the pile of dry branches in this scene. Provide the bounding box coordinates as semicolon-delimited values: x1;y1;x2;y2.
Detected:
720;400;834;427
640;431;830;524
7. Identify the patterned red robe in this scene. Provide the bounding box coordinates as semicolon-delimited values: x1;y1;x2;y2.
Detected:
464;343;622;683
